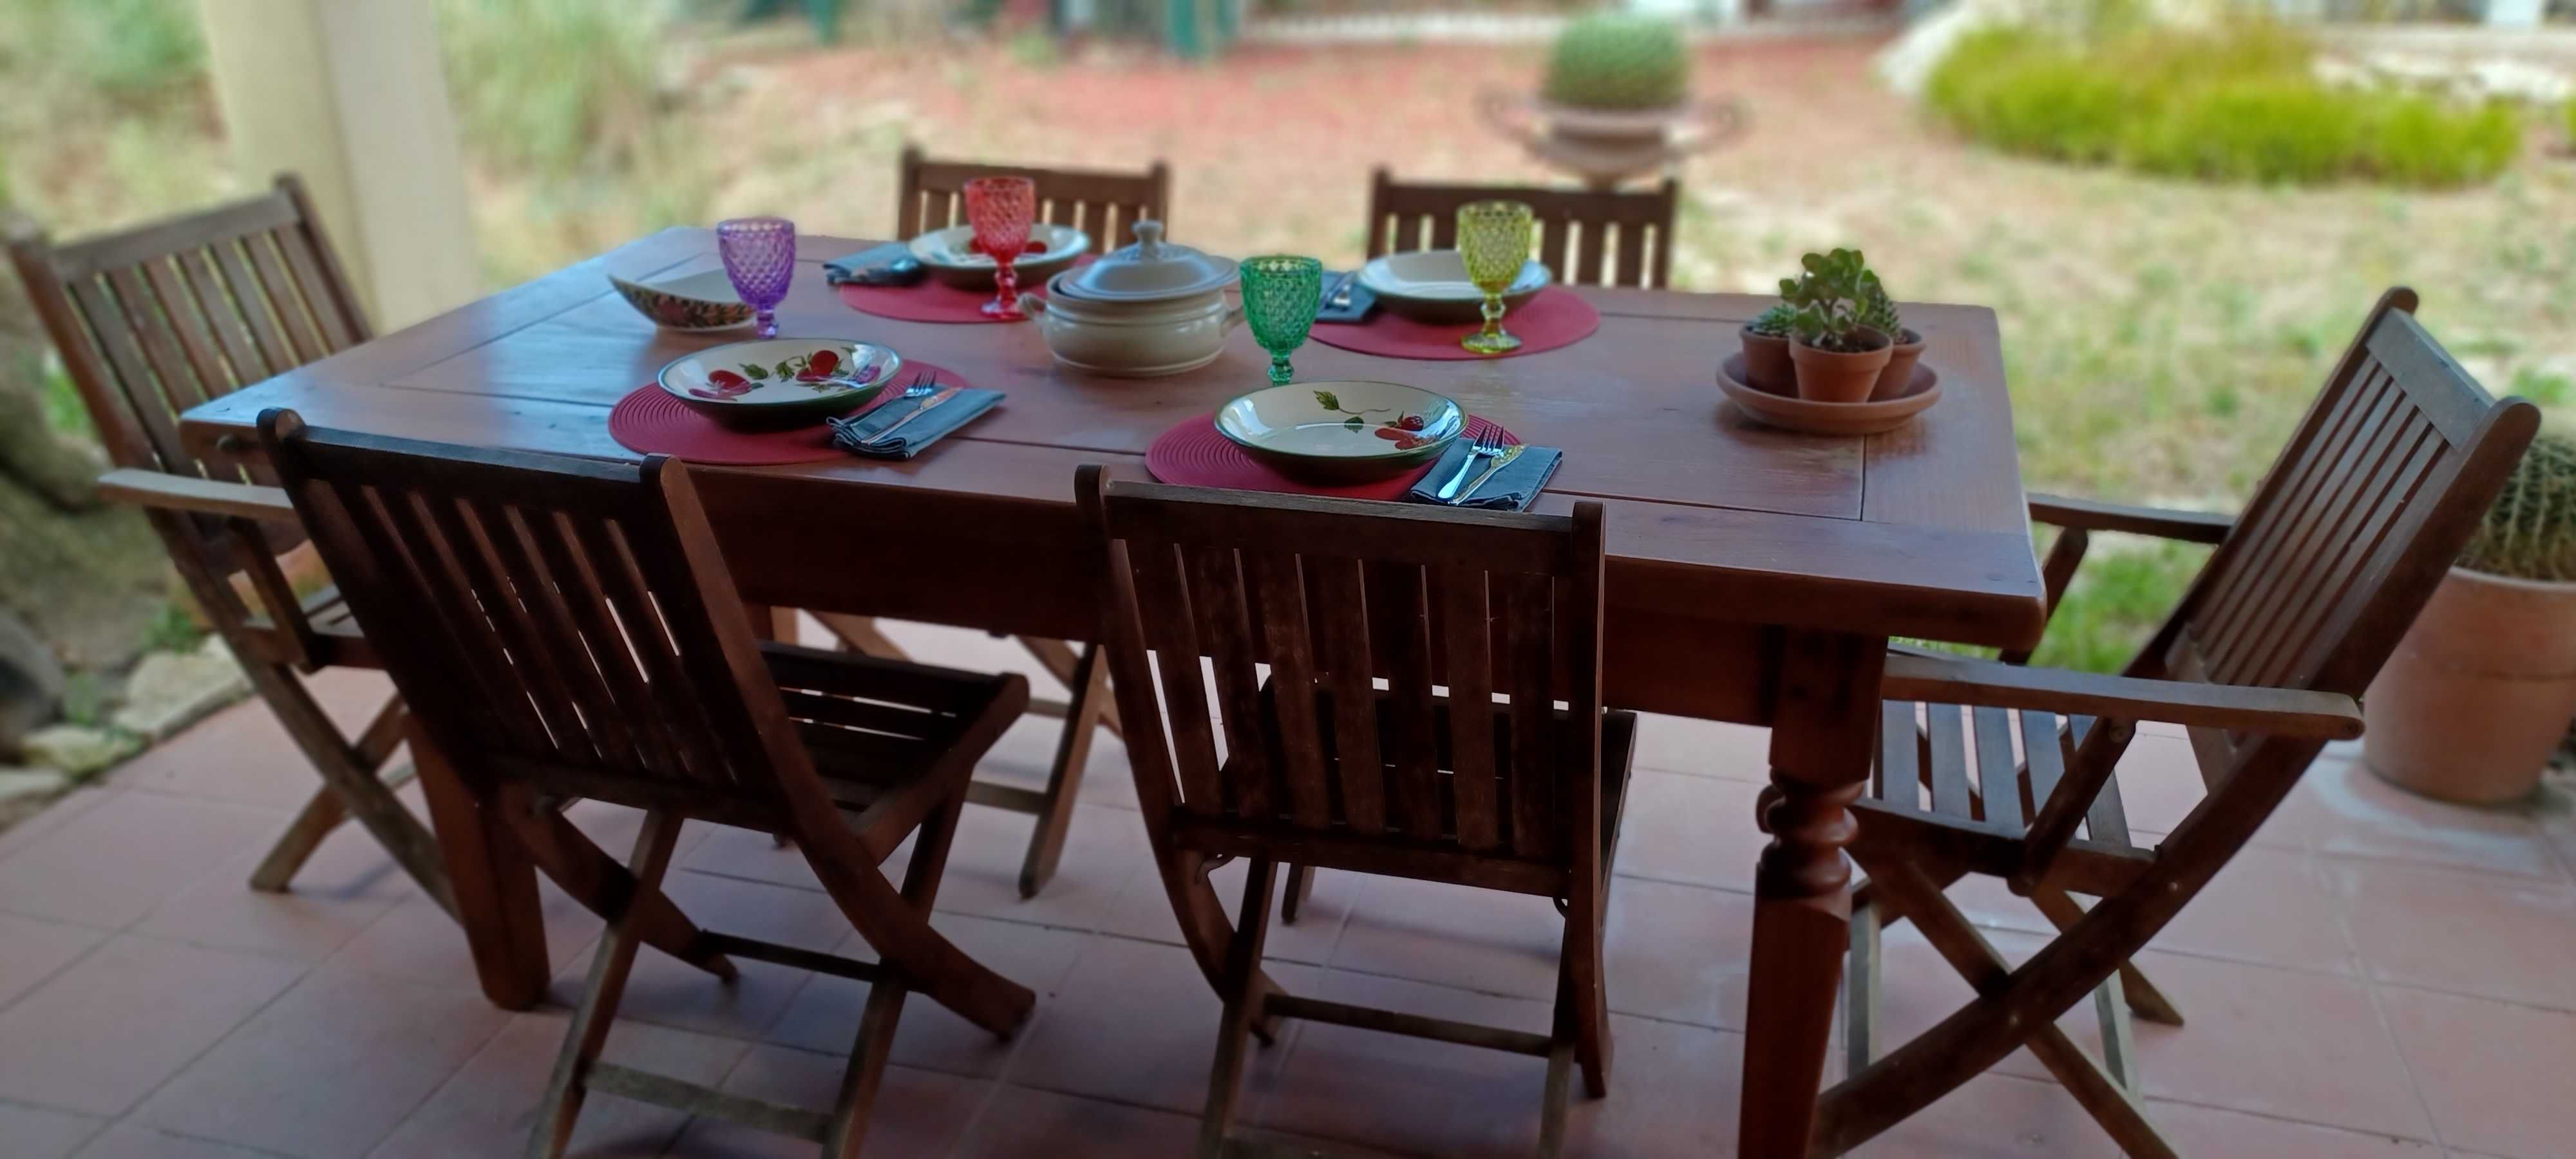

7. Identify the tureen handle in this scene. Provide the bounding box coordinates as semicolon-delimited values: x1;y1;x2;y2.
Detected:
1016;292;1047;316
1130;219;1165;261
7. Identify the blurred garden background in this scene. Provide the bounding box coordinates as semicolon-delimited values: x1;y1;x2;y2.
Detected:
3;0;2575;802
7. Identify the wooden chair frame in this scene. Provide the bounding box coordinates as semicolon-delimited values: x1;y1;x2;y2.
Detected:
255;411;1039;1158
1080;468;1637;1157
894;142;1171;255
1365;167;1680;289
3;175;449;907
1821;290;2541;1156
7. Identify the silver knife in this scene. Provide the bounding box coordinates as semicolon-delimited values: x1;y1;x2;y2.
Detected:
1320;270;1357;312
1452;444;1527;505
862;385;961;446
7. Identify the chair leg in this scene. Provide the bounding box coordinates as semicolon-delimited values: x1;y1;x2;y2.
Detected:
1538;1025;1576;1159
819;787;970;1158
801;791;1036;1041
527;809;686;1159
1197;856;1280;1159
1017;641;1109;900
813;612;912;662
1279;864;1316;925
1845;895;1882;1079
238;675;448;908
494;795;737;982
2032;887;2184;1026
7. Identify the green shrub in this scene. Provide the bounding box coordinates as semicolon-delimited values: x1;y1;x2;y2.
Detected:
434;0;668;177
0;0;206;105
1925;24;2521;188
1542;14;1689;110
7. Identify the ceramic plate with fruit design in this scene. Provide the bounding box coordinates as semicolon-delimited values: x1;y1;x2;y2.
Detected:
907;223;1090;290
1215;381;1465;482
656;339;900;429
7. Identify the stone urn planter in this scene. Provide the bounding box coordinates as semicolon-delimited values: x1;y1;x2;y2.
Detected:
1476;14;1745;189
2365;432;2576;804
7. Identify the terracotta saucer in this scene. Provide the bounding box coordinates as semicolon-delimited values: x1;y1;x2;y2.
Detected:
1716;352;1940;437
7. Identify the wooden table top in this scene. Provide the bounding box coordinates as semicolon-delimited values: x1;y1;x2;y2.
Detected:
179;227;2046;650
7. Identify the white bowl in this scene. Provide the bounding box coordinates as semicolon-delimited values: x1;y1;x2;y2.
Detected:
655;338;900;429
1215;381;1465;482
907;223;1090;290
1358;251;1551;325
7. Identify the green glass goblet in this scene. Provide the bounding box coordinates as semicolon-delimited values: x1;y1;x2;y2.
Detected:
1240;255;1324;386
1457;200;1535;356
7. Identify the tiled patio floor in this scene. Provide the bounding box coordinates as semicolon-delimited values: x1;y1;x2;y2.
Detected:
3;621;2574;1158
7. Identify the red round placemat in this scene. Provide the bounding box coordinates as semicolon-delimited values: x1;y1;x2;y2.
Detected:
607;361;963;465
835;255;1094;324
1309;287;1600;361
1145;413;1519;500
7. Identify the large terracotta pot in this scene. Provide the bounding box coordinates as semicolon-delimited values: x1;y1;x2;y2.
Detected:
2363;566;2576;804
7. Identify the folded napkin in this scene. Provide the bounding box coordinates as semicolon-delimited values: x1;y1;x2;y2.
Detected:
1315;270;1378;325
823;242;924;287
1405;440;1562;511
826;387;1003;460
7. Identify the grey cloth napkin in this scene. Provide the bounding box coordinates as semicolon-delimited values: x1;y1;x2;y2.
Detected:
1405;440;1562;511
824;242;922;287
1315;270;1377;324
826;388;1003;460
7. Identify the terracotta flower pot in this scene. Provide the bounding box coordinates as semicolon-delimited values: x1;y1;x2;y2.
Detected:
1739;326;1794;395
1790;329;1892;404
1871;328;1926;401
2363;566;2576;804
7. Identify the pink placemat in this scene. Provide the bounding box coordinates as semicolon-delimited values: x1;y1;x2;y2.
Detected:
835;254;1095;324
607;360;965;465
1308;287;1600;361
1145;413;1520;500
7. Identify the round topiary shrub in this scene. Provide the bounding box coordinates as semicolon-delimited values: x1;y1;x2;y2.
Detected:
1542;14;1689;111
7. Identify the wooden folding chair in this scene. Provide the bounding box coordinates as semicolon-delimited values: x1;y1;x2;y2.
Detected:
1364;166;1680;289
254;411;1037;1158
1079;469;1636;1157
1821;290;2539;1156
810;144;1171;899
4;175;450;907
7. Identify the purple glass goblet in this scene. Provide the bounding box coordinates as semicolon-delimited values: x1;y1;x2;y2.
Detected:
717;217;796;338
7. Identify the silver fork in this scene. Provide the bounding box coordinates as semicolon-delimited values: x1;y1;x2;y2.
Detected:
831;372;934;438
1434;430;1505;502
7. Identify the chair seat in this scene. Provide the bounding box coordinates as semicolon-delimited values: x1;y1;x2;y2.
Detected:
1853;702;2155;893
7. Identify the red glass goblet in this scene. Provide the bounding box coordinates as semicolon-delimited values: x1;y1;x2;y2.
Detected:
963;176;1037;319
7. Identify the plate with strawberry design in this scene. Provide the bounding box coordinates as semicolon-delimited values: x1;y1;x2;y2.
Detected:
1214;381;1465;482
656;339;901;429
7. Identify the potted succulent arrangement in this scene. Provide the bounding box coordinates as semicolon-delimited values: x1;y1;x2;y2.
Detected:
1740;303;1796;394
1780;249;1893;404
1477;14;1743;189
2365;431;2576;804
1857;279;1926;401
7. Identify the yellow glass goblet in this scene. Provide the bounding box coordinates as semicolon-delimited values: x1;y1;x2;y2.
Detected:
1457;200;1535;356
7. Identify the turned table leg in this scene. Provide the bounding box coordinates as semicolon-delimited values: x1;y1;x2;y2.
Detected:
1738;630;1884;1158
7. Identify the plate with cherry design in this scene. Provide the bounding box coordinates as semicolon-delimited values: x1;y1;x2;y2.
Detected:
656;338;902;429
1214;381;1465;482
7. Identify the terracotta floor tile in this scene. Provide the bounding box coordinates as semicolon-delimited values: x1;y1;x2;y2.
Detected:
1604;876;1754;1030
2382;985;2576;1159
69;1125;279;1159
1252;970;1555;1157
661;1048;989;1158
0;791;283;930
1331;874;1563;1000
952;1084;1202;1158
764;912;1086;1078
1935;845;2356;976
104;701;340;814
0;912;107;1008
1559;1015;1743;1159
2292;759;2565;881
1097;859;1356;966
968;713;1141;814
2331;858;2576;1010
676;824;826;892
0;936;303;1117
0;1100;104;1159
1851;1073;2125;1158
1005;935;1316;1115
1613;769;1765;892
130;822;409;965
2147;1099;2441;1158
372;1011;752;1159
0;786;112;864
331;880;600;990
918;802;1148;933
1628;714;1772;782
133;966;510;1159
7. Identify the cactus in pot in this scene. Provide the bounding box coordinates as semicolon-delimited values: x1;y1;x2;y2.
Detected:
1739;303;1797;394
1542;14;1690;113
2366;431;2576;804
1482;12;1727;188
1857;278;1926;402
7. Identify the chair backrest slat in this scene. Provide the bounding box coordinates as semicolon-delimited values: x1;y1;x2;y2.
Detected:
1367;167;1680;290
1085;471;1609;886
895;144;1171;254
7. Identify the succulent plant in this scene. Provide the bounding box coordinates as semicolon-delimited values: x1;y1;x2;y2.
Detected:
1747;303;1796;337
1779;248;1890;353
1542;14;1691;111
2460;431;2576;582
1856;278;1903;339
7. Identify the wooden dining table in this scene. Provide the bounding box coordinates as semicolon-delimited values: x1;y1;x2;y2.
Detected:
178;227;2045;1156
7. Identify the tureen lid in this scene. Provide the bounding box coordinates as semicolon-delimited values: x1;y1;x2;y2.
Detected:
1054;220;1238;302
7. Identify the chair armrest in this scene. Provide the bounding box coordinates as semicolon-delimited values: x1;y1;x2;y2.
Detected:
1881;651;2362;740
97;468;294;522
2027;493;2232;545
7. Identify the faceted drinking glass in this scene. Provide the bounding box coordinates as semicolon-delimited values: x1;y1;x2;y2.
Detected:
1456;200;1534;355
1239;255;1323;386
963;176;1037;319
717;216;796;339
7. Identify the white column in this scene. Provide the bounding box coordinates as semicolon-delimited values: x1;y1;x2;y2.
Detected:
196;0;480;330
2486;0;2543;24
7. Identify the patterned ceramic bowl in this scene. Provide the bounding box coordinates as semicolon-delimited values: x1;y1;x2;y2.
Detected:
1215;381;1465;482
656;338;900;429
611;269;756;332
907;223;1090;290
